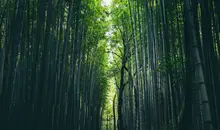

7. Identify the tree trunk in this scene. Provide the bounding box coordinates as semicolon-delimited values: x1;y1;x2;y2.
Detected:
184;0;213;129
113;93;117;130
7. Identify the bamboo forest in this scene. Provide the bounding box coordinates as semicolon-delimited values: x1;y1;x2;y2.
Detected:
1;0;220;130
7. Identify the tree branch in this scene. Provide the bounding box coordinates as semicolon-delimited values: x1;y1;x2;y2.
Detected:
114;76;120;90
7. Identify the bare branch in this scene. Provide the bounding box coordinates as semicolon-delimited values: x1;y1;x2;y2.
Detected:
114;76;120;90
106;51;122;59
112;52;122;59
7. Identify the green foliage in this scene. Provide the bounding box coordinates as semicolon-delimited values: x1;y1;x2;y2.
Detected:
155;53;185;73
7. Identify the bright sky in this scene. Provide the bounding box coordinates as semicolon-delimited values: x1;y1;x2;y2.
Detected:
101;0;112;6
101;0;114;64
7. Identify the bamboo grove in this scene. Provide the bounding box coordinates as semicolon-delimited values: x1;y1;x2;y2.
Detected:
108;0;220;130
0;0;220;130
0;0;109;130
